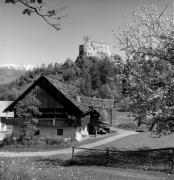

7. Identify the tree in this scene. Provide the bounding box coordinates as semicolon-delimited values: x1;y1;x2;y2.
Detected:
14;92;41;136
79;71;92;96
0;87;19;101
5;0;68;30
115;4;174;134
99;84;112;99
62;68;76;81
90;63;101;90
63;58;74;69
98;58;114;84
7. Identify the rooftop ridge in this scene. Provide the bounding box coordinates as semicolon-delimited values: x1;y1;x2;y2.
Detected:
43;75;78;89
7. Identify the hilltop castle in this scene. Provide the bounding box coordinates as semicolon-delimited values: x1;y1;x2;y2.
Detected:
79;36;111;58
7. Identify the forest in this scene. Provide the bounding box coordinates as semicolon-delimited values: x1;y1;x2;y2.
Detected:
0;55;126;102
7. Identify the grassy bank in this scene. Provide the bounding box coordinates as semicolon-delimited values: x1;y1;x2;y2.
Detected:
96;132;174;150
0;157;173;180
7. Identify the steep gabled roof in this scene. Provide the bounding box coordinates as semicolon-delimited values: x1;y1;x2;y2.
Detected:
44;76;90;113
4;75;90;114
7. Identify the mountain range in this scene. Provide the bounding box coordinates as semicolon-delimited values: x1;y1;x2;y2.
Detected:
0;64;35;85
0;64;35;71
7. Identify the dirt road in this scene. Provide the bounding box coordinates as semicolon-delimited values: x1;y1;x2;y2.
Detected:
0;129;137;157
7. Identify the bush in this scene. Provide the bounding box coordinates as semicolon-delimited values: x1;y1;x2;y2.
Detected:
118;97;130;112
1;135;66;148
117;122;138;130
22;136;45;146
1;136;15;147
45;136;63;145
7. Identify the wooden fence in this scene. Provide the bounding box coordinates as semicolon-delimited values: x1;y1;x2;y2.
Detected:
71;147;174;173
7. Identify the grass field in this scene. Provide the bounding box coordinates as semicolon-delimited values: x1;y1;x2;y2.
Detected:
0;157;173;180
96;132;174;150
2;131;174;179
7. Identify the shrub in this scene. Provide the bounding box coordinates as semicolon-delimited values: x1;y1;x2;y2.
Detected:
119;97;130;112
1;135;16;147
45;136;63;145
117;122;138;130
1;135;66;148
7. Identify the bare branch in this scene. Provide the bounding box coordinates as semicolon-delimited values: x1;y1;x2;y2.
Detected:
7;0;68;30
155;3;169;23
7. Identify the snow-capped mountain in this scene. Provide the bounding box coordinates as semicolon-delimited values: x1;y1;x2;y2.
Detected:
0;64;36;71
0;64;36;85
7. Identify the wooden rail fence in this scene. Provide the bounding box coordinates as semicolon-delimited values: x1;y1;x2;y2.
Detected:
71;147;174;173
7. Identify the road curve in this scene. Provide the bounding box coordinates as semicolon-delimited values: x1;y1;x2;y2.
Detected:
0;129;138;157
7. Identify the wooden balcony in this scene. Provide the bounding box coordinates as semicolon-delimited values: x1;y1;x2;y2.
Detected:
38;118;67;127
2;117;80;128
1;117;20;126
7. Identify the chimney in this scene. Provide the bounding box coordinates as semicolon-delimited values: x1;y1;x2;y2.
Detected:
76;95;81;103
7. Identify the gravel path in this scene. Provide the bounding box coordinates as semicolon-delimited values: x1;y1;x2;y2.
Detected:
0;129;137;157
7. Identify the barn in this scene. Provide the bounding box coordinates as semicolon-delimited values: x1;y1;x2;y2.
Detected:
3;75;91;141
3;75;114;141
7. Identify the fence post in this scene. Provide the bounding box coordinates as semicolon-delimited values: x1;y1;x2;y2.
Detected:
171;148;174;173
106;148;109;164
72;147;75;163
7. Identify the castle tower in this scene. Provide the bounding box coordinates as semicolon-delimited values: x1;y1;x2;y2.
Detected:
79;37;111;58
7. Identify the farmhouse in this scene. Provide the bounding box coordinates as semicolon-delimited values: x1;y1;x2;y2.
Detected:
0;101;14;132
3;76;91;141
3;75;114;141
0;101;14;120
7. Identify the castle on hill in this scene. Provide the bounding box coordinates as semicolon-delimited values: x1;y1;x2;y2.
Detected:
79;36;111;58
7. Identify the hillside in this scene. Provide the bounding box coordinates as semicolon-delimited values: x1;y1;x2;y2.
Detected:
0;67;25;85
0;56;124;101
0;64;35;85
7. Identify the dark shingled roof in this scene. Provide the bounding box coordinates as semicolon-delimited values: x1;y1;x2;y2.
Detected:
4;75;90;114
44;76;90;114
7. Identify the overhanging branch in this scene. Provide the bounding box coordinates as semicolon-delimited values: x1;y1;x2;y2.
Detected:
9;0;68;30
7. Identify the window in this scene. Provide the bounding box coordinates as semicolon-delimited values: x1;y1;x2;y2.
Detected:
35;129;40;136
57;129;63;136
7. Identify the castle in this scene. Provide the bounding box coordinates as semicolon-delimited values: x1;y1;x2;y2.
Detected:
79;36;111;58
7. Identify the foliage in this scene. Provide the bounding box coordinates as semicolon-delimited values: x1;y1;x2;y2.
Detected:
15;93;41;121
45;136;63;145
117;122;138;130
76;55;123;98
5;0;68;30
62;68;76;81
115;4;174;134
0;55;125;100
119;96;130;112
1;134;65;149
90;63;101;90
14;93;41;136
99;84;112;98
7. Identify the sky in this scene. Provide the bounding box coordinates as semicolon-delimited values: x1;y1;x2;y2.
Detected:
0;0;173;66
